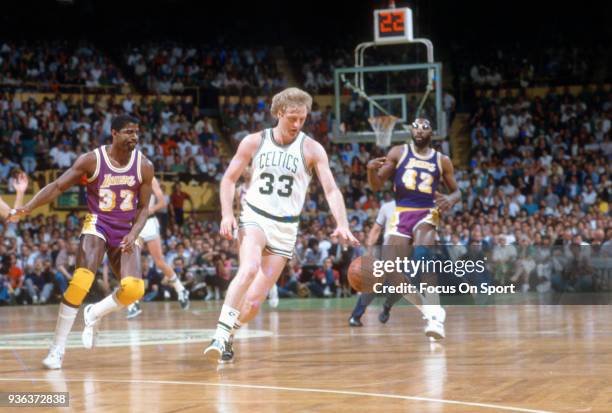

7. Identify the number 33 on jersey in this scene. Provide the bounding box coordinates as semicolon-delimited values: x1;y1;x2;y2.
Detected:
244;129;312;218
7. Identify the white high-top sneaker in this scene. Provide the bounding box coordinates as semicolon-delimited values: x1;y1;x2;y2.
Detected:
42;345;64;370
81;304;99;349
423;306;446;341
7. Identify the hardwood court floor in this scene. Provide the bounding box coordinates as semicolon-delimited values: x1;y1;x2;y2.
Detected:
0;299;611;412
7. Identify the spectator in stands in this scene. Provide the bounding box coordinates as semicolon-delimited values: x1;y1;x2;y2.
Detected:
169;183;193;228
54;239;77;294
24;258;55;304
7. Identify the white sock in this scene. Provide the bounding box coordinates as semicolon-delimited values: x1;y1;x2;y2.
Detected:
423;304;442;315
423;291;441;306
213;304;240;342
52;303;79;351
232;320;242;336
91;294;123;321
169;275;185;293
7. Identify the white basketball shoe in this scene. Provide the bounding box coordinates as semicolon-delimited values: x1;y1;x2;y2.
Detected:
423;306;446;341
82;304;99;349
42;345;64;370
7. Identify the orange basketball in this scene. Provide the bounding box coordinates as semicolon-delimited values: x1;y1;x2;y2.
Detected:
348;256;375;292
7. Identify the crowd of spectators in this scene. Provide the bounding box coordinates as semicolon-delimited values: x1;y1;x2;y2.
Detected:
0;41;129;92
124;43;287;95
2;82;611;305
453;84;612;291
288;46;432;96
0;92;225;183
456;44;609;89
0;48;611;305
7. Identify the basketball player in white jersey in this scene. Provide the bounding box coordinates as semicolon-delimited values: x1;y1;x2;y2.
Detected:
204;87;359;363
348;195;403;326
126;176;189;318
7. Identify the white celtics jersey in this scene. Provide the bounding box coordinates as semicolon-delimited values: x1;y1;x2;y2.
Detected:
244;128;312;218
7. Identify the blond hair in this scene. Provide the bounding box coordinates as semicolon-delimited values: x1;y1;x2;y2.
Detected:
270;87;313;119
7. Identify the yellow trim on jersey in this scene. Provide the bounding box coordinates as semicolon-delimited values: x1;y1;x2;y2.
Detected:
409;143;435;161
394;206;432;212
397;144;409;166
87;149;101;183
436;151;443;174
101;145;136;173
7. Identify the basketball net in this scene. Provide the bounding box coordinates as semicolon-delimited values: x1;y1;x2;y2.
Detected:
368;115;398;148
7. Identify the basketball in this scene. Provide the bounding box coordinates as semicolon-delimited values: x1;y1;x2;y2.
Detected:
347;256;363;292
348;256;375;292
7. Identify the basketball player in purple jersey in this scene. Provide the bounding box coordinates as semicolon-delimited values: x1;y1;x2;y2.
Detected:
10;115;154;368
367;117;460;340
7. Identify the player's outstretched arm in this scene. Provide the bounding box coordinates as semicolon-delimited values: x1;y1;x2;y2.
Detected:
367;145;402;192
218;132;261;240
8;153;96;222
309;140;359;246
120;158;154;253
434;155;461;212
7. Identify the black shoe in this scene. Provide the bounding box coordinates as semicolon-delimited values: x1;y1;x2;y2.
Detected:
204;338;226;362
378;305;391;324
220;336;234;364
349;317;363;327
126;301;142;319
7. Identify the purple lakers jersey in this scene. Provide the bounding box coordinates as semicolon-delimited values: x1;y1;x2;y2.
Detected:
394;143;442;208
82;146;143;246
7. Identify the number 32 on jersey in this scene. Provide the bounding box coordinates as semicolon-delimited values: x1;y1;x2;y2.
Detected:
99;188;135;211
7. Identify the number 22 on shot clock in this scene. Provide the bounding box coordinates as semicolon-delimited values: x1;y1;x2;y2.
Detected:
373;7;414;44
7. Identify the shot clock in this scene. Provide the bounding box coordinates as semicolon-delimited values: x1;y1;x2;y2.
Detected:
374;7;413;44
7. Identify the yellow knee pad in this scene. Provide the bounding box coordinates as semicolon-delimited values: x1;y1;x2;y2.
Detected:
116;276;145;306
63;268;95;306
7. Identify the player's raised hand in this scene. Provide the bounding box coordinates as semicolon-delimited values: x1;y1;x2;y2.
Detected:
7;206;29;223
219;215;237;240
434;192;453;212
367;157;386;171
332;226;360;247
12;172;29;193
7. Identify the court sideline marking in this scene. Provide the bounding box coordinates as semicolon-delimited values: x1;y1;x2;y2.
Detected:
0;377;557;413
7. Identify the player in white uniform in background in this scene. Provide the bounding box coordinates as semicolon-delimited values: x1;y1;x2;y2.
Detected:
127;176;189;318
204;87;359;363
348;195;403;326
